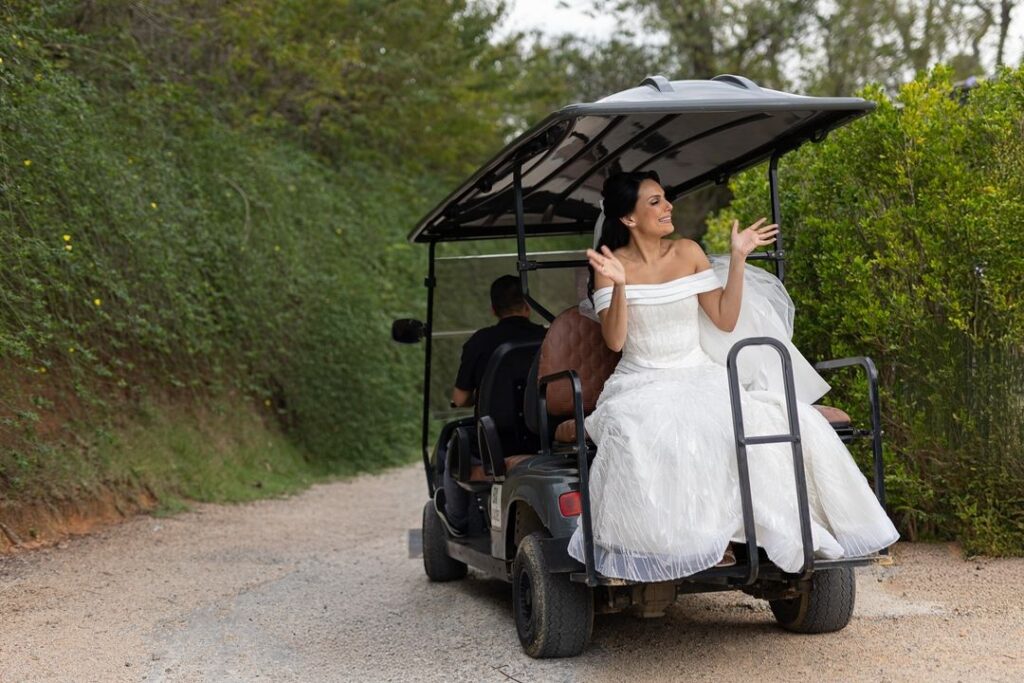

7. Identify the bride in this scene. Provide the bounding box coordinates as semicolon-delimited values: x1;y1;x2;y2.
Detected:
566;170;899;581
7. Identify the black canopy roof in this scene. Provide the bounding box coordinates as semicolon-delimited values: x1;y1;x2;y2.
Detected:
409;75;874;243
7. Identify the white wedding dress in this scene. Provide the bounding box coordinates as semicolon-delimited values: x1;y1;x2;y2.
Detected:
566;267;899;581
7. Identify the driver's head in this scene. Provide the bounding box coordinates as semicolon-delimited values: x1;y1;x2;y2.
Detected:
490;275;530;318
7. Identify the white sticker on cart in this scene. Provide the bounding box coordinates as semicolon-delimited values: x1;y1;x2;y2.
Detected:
490;484;502;529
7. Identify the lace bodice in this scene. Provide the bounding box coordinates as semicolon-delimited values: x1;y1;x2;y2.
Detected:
592;270;720;373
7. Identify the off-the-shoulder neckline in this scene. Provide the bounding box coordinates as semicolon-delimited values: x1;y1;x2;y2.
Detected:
593;268;716;294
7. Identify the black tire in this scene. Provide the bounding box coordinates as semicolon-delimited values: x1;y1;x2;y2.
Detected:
512;532;593;658
769;567;856;633
422;501;467;582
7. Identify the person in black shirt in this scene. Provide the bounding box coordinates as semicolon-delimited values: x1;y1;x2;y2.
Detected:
437;275;546;535
451;275;547;407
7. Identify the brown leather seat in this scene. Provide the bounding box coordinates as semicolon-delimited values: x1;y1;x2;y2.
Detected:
469;454;533;482
813;404;851;428
554;418;585;444
537;308;620;445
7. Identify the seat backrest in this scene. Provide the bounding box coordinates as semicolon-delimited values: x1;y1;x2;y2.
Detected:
477;339;543;457
536;307;620;418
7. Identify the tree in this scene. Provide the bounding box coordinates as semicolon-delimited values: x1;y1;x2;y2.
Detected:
627;0;815;87
600;0;1020;94
67;0;529;179
803;0;1022;94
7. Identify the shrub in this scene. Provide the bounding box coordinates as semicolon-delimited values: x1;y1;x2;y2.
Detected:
707;66;1024;555
0;11;437;501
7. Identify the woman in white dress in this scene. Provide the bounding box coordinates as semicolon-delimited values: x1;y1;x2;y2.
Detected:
566;170;899;582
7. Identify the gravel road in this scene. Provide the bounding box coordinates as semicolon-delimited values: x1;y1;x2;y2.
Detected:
0;464;1021;682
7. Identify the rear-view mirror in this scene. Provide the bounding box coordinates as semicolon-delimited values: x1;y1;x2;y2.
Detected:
392;318;426;344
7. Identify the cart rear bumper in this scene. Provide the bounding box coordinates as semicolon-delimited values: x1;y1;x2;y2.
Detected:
569;552;890;586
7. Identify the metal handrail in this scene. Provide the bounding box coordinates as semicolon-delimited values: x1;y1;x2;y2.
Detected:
814;356;886;508
537;369;597;587
726;337;814;581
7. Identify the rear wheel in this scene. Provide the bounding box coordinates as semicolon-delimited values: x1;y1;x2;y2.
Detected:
769;567;855;633
422;501;467;582
512;532;593;658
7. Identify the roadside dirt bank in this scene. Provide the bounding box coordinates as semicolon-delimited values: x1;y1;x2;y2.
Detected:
0;464;1021;682
0;485;157;553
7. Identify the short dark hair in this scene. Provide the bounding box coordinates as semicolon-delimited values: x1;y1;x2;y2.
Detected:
490;275;527;316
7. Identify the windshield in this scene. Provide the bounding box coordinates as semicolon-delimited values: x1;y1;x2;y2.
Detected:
430;249;589;419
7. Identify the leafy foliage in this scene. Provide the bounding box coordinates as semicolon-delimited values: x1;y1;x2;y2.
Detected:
708;66;1024;554
606;0;1021;94
0;2;496;501
65;0;524;178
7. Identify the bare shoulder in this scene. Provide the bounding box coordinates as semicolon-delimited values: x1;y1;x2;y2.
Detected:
670;238;703;255
670;238;711;271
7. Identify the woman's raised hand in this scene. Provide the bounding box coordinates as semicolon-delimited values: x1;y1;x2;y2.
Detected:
587;246;627;286
730;217;779;258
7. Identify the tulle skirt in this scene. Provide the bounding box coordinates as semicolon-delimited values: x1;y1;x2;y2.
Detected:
567;361;899;581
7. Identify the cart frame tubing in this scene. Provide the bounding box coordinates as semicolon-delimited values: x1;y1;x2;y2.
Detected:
727;337;815;582
512;156;597;583
814;356;887;509
536;369;598;586
513;162;556;322
768;152;785;282
422;241;438;495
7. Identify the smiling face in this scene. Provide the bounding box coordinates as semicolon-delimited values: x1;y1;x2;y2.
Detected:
622;179;673;238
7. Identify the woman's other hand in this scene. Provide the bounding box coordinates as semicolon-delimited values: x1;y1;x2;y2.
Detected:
730;218;778;258
587;246;627;286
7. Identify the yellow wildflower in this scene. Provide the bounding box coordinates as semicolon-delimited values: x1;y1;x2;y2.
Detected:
69;347;75;354
63;234;71;241
38;366;47;374
150;202;158;209
93;298;102;306
64;244;72;252
23;159;31;167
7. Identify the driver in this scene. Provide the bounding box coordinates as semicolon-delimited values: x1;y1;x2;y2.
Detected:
435;275;546;536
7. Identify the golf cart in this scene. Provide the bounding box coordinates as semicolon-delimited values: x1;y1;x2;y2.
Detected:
392;75;892;658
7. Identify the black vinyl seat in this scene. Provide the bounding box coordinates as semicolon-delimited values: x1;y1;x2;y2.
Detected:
452;339;542;488
477;340;542;459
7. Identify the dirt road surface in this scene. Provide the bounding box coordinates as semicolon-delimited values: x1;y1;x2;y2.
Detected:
1;464;1021;682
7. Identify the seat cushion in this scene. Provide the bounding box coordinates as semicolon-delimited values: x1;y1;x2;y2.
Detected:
468;454;533;482
538;308;620;417
554;406;852;444
813;404;851;427
553;418;590;444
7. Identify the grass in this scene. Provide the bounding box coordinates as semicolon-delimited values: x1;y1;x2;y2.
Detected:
0;396;416;527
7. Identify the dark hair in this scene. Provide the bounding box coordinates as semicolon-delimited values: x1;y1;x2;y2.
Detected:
588;170;661;297
490;274;527;316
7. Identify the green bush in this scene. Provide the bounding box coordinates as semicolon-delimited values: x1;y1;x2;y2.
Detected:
0;10;441;501
708;67;1024;555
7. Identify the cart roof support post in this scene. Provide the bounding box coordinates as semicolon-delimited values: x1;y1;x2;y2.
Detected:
513;161;556;323
422;240;437;494
768;152;785;282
